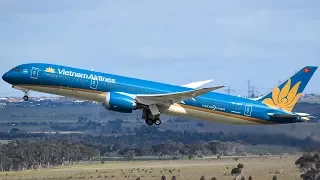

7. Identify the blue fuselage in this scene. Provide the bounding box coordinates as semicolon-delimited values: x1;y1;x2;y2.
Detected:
2;63;304;125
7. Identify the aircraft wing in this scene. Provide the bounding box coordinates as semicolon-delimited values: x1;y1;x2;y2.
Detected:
181;80;213;89
135;86;224;105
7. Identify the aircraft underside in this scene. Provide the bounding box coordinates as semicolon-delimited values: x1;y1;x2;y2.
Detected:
14;85;262;125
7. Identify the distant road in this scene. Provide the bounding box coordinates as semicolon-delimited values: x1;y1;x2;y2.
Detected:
28;131;86;134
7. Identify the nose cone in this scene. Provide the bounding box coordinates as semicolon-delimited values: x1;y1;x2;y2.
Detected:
2;72;8;83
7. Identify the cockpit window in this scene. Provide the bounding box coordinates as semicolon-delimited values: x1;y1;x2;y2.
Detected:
12;67;21;71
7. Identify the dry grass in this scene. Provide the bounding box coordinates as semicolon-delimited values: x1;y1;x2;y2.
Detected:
0;156;301;180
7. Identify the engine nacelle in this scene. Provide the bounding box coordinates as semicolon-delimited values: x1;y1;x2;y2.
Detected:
103;92;137;113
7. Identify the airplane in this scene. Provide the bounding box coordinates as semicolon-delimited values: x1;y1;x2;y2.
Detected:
1;63;318;125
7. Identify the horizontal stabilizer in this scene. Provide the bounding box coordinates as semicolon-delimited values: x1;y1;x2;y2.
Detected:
267;112;315;122
182;80;213;89
267;113;300;118
135;86;224;105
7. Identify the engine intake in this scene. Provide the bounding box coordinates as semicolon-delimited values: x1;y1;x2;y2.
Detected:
103;92;137;113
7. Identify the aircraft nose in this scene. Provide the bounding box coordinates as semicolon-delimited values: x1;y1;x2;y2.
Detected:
2;72;8;83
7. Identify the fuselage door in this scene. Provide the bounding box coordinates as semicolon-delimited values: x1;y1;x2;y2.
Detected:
30;67;39;79
244;105;252;116
90;78;98;89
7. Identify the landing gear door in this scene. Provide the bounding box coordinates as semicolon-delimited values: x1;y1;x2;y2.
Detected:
30;67;39;79
90;78;98;89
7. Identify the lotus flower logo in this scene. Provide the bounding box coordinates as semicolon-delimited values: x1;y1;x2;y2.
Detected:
262;79;301;112
45;67;55;73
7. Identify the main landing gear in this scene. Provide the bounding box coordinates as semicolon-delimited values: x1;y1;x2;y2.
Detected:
142;109;162;126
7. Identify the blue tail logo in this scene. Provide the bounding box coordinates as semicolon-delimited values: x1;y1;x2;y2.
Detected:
258;66;318;112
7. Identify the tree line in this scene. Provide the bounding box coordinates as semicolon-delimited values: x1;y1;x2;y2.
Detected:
0;125;320;172
0;140;97;171
1;125;319;150
295;150;320;180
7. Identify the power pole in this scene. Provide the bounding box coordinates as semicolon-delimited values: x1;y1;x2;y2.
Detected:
251;85;255;98
52;111;56;120
246;79;252;98
91;106;100;122
225;86;236;95
246;79;259;98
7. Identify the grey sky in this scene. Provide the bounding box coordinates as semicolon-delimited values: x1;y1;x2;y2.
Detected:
0;0;319;97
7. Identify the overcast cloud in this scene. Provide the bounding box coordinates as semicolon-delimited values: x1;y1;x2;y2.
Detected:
0;0;319;96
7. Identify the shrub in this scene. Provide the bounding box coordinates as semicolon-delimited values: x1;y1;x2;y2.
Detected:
200;175;205;180
237;163;244;169
248;176;253;180
231;168;242;175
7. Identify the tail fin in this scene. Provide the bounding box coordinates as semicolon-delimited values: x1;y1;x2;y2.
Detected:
257;66;318;112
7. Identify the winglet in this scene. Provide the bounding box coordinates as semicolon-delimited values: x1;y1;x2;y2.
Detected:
182;80;213;89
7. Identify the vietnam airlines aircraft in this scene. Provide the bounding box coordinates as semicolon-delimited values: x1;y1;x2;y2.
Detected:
2;63;318;125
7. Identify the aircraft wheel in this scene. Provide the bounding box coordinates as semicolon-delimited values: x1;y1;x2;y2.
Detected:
155;119;161;125
23;95;29;101
146;119;153;126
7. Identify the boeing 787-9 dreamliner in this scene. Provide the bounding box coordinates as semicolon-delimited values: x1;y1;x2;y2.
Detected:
2;63;318;126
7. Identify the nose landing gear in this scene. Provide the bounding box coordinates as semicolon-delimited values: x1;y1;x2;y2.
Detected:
23;90;29;101
11;86;29;101
23;95;29;101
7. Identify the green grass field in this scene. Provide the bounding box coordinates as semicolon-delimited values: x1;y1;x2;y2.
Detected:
0;156;302;180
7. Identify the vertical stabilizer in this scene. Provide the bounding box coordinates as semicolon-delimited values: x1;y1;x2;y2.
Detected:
257;66;317;112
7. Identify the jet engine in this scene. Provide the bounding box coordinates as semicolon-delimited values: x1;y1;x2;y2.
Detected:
103;92;137;113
